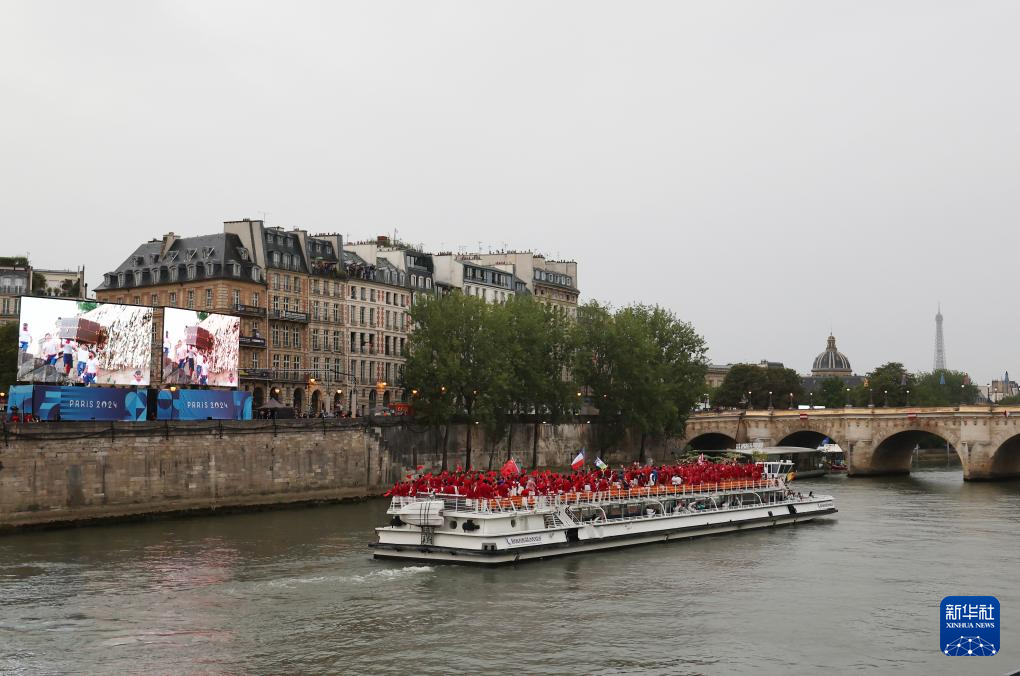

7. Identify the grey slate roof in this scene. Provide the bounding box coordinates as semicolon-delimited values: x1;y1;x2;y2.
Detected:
95;233;259;291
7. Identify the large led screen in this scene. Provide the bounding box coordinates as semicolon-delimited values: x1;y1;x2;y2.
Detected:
17;297;154;386
162;307;240;387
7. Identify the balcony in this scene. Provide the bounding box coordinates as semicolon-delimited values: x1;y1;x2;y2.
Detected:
234;303;267;317
239;368;271;381
270;309;310;323
239;335;267;348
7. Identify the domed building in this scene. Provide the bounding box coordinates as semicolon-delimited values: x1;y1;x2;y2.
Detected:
811;335;853;377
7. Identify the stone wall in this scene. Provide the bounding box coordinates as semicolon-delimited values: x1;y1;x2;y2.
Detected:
0;419;683;530
0;419;381;530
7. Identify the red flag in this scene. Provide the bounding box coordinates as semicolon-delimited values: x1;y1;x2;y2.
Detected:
501;458;521;477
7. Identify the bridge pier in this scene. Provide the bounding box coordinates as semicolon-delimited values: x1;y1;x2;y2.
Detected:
681;407;1020;481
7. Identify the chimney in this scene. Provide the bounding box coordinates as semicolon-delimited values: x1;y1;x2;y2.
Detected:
160;232;178;258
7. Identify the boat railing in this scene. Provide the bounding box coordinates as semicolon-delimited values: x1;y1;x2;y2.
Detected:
388;479;781;514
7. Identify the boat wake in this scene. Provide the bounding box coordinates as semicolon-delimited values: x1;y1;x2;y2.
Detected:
265;566;434;589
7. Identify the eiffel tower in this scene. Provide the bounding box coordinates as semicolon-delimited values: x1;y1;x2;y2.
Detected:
934;304;946;371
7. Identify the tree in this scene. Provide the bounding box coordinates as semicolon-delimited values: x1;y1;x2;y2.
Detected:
997;394;1020;406
0;321;18;395
59;278;80;298
817;377;850;409
498;296;576;466
715;364;803;409
403;293;510;470
573;302;707;460
31;272;47;296
862;362;914;407
912;370;979;406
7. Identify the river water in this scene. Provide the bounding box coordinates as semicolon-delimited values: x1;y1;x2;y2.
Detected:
1;470;1018;675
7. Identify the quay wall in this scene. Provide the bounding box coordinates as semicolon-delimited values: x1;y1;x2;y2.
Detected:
0;420;678;530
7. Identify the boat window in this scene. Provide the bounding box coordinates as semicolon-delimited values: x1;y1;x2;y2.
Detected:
510;519;517;528
448;519;457;529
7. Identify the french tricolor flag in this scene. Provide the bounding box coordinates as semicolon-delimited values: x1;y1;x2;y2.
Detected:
570;449;585;470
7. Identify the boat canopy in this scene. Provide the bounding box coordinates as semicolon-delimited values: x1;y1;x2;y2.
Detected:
729;446;826;456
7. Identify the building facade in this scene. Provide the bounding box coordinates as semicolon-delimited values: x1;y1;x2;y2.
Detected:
95;224;581;416
94;231;267;393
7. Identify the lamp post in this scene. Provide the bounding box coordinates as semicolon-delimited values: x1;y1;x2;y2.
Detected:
747;391;753;410
809;392;814;409
768;390;773;410
906;389;911;407
845;387;851;407
884;389;888;407
789;392;794;410
868;388;874;408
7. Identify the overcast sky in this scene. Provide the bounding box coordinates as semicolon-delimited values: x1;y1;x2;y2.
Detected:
3;2;1018;382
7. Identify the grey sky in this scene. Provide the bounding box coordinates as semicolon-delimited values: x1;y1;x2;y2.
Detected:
3;2;1018;383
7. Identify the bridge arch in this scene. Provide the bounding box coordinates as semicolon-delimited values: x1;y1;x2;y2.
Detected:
685;432;736;451
870;429;961;475
777;429;839;449
988;433;1020;478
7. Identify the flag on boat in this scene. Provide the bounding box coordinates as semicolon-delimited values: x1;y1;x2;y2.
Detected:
595;457;608;471
501;457;521;477
570;449;585;470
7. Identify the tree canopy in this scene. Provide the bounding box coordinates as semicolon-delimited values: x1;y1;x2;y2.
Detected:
715;364;804;409
572;302;707;453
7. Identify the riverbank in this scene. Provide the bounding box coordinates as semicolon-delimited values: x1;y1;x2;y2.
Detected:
0;419;662;531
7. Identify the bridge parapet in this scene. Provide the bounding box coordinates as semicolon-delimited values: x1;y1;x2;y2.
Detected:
683;406;1020;480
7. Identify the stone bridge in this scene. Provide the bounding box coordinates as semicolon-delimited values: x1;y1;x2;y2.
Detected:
680;406;1020;480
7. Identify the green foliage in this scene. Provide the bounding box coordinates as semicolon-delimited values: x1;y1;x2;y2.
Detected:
859;362;914;407
997;394;1020;406
817;377;851;408
59;278;80;297
405;295;708;465
572;302;707;449
197;311;210;321
0;256;29;267
77;300;99;313
715;364;804;409
912;370;979;406
31;272;47;296
0;321;17;394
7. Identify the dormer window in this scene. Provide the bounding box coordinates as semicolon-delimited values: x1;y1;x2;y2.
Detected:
117;272;125;287
185;248;197;261
134;256;144;266
166;250;178;263
202;247;215;260
238;248;249;261
188;265;196;280
252;265;261;282
232;262;241;276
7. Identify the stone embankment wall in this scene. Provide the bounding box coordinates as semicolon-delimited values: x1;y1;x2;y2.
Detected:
0;420;680;530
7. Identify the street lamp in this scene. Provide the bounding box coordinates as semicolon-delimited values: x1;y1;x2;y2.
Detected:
768;390;773;409
809;392;814;409
788;392;794;409
884;389;888;407
747;391;753;410
845;387;851;407
868;388;874;407
906;389;911;407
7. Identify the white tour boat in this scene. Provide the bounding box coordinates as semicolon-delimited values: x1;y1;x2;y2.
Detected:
371;461;837;565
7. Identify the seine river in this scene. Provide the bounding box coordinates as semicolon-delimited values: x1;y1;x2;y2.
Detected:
1;470;1018;675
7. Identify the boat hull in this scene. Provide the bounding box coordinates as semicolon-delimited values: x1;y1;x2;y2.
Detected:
372;506;837;566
